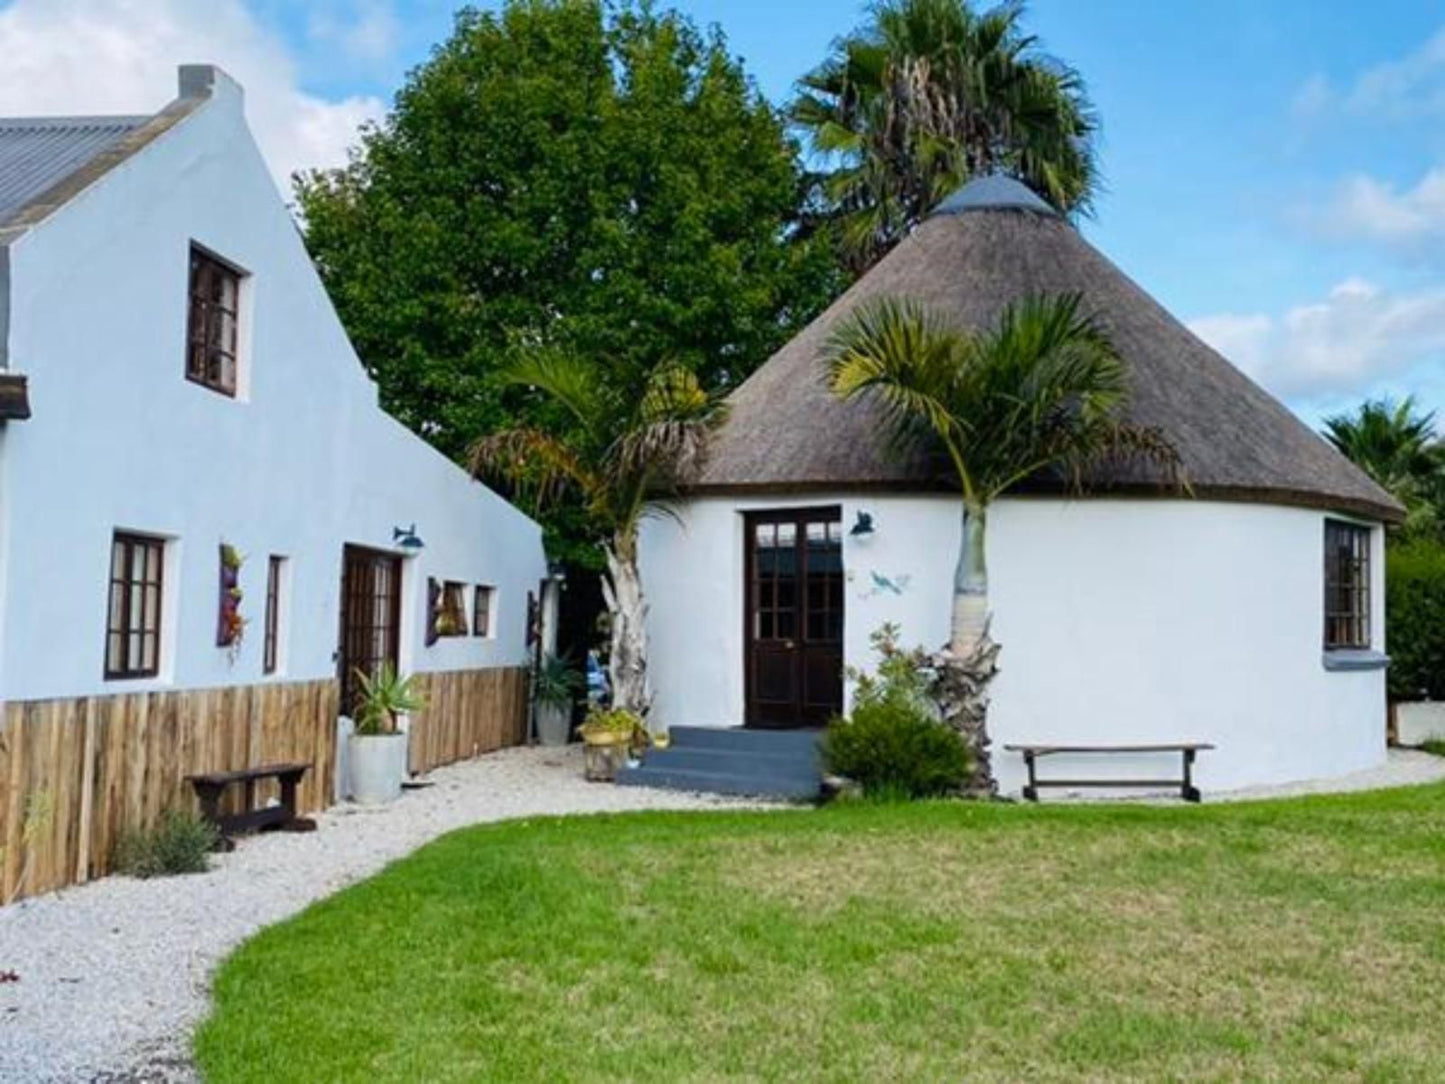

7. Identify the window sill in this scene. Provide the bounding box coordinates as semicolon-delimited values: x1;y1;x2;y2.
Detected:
1322;649;1389;673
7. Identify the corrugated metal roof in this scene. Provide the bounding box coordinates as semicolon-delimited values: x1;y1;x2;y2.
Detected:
0;115;147;225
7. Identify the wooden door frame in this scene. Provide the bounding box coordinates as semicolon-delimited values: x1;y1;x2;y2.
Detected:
742;505;844;729
338;544;404;716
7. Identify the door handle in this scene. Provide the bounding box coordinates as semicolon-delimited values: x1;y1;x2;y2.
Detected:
784;640;796;650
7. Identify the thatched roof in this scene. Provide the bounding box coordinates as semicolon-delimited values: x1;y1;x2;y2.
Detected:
693;177;1404;523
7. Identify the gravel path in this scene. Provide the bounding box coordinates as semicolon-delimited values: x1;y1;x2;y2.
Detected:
0;746;761;1083
1210;747;1445;801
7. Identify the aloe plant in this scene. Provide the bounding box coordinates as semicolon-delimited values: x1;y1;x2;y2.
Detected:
352;664;426;736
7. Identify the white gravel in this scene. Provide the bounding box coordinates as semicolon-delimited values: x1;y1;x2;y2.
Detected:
1209;747;1445;801
0;746;761;1083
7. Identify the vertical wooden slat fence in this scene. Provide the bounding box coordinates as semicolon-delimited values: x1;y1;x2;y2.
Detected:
0;678;338;903
407;667;529;775
0;666;530;904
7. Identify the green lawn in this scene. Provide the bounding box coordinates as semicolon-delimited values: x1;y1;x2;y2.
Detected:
195;786;1445;1083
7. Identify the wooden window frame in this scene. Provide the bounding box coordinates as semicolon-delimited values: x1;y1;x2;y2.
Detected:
1324;520;1371;651
263;555;284;674
430;579;468;639
105;531;165;680
473;585;495;638
185;244;243;397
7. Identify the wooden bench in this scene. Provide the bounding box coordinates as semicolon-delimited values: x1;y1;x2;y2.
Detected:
187;762;313;843
1004;743;1215;803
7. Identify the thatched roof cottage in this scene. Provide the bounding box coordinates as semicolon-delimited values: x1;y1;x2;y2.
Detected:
637;176;1403;797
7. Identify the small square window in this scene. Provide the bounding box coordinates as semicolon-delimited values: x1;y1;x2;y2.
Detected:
186;245;243;397
474;585;495;637
430;579;468;639
1324;520;1371;650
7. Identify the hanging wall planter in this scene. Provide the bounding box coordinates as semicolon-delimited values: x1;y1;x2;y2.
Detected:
217;543;247;660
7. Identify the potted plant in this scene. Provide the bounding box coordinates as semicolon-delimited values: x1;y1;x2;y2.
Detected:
578;707;644;782
534;654;580;747
349;664;426;804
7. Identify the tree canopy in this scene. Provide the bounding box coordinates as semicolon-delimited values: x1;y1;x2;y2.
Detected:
297;0;839;559
791;0;1097;271
1323;397;1445;540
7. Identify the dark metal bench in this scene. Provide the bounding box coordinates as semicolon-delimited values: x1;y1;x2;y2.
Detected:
187;761;313;842
1004;743;1215;803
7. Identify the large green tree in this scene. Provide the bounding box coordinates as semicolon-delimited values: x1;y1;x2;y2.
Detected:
792;0;1097;272
297;0;838;561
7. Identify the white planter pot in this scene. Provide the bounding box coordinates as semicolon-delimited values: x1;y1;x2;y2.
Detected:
349;732;408;804
536;703;572;747
1397;702;1445;746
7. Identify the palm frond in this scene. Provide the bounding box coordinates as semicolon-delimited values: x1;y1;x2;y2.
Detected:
468;426;597;512
496;348;614;436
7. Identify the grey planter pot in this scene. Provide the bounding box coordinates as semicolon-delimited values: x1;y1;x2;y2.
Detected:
536;704;571;747
349;732;408;804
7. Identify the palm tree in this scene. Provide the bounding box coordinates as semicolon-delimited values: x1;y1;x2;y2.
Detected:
791;0;1097;272
824;293;1181;790
1322;397;1445;538
471;352;725;718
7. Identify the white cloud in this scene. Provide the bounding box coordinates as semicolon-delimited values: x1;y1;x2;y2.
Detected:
1311;166;1445;248
1294;26;1445;121
308;2;399;65
0;0;384;193
1188;277;1445;404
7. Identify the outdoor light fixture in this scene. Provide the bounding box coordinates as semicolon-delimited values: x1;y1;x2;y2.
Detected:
393;524;425;551
849;511;875;537
547;560;567;583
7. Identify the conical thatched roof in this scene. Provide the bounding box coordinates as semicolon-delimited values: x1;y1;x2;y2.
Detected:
693;177;1404;522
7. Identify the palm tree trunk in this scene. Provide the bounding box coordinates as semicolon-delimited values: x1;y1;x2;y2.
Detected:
601;536;650;719
950;502;989;656
936;500;999;796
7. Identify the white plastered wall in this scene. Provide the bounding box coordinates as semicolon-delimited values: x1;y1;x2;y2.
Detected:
640;493;1387;793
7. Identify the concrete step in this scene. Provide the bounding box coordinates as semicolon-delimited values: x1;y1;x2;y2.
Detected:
667;726;823;758
616;764;821;800
639;746;820;781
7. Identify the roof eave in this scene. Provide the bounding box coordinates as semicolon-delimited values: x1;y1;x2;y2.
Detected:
682;478;1406;524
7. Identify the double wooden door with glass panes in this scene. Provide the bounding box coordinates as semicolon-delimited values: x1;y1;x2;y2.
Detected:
744;508;844;727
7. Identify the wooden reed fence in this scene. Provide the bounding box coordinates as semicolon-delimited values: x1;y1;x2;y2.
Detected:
407;666;529;775
0;679;338;903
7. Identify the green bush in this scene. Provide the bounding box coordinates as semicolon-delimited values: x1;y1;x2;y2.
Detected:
1387;541;1445;701
114;809;218;878
822;625;971;799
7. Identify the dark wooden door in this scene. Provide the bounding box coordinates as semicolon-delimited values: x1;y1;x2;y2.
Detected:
745;508;844;727
338;545;403;716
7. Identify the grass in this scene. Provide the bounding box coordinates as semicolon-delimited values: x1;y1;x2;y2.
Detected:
195;786;1445;1083
1418;739;1445;758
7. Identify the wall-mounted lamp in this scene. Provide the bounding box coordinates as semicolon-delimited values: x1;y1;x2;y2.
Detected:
849;511;875;537
547;560;567;583
393;524;425;551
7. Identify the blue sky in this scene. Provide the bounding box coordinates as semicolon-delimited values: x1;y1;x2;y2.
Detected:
3;0;1444;429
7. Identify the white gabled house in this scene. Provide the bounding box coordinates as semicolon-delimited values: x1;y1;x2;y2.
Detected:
0;66;548;900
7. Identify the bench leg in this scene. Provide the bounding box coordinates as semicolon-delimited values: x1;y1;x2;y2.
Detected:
1182;749;1201;803
1022;752;1039;802
193;782;224;828
278;770;302;824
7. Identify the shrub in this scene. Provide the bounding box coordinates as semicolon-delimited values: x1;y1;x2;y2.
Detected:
1387;540;1445;701
114;809;218;879
822;625;971;799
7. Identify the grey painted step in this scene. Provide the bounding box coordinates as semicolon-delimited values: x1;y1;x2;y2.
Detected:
667;726;823;757
640;746;820;781
616;764;821;800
